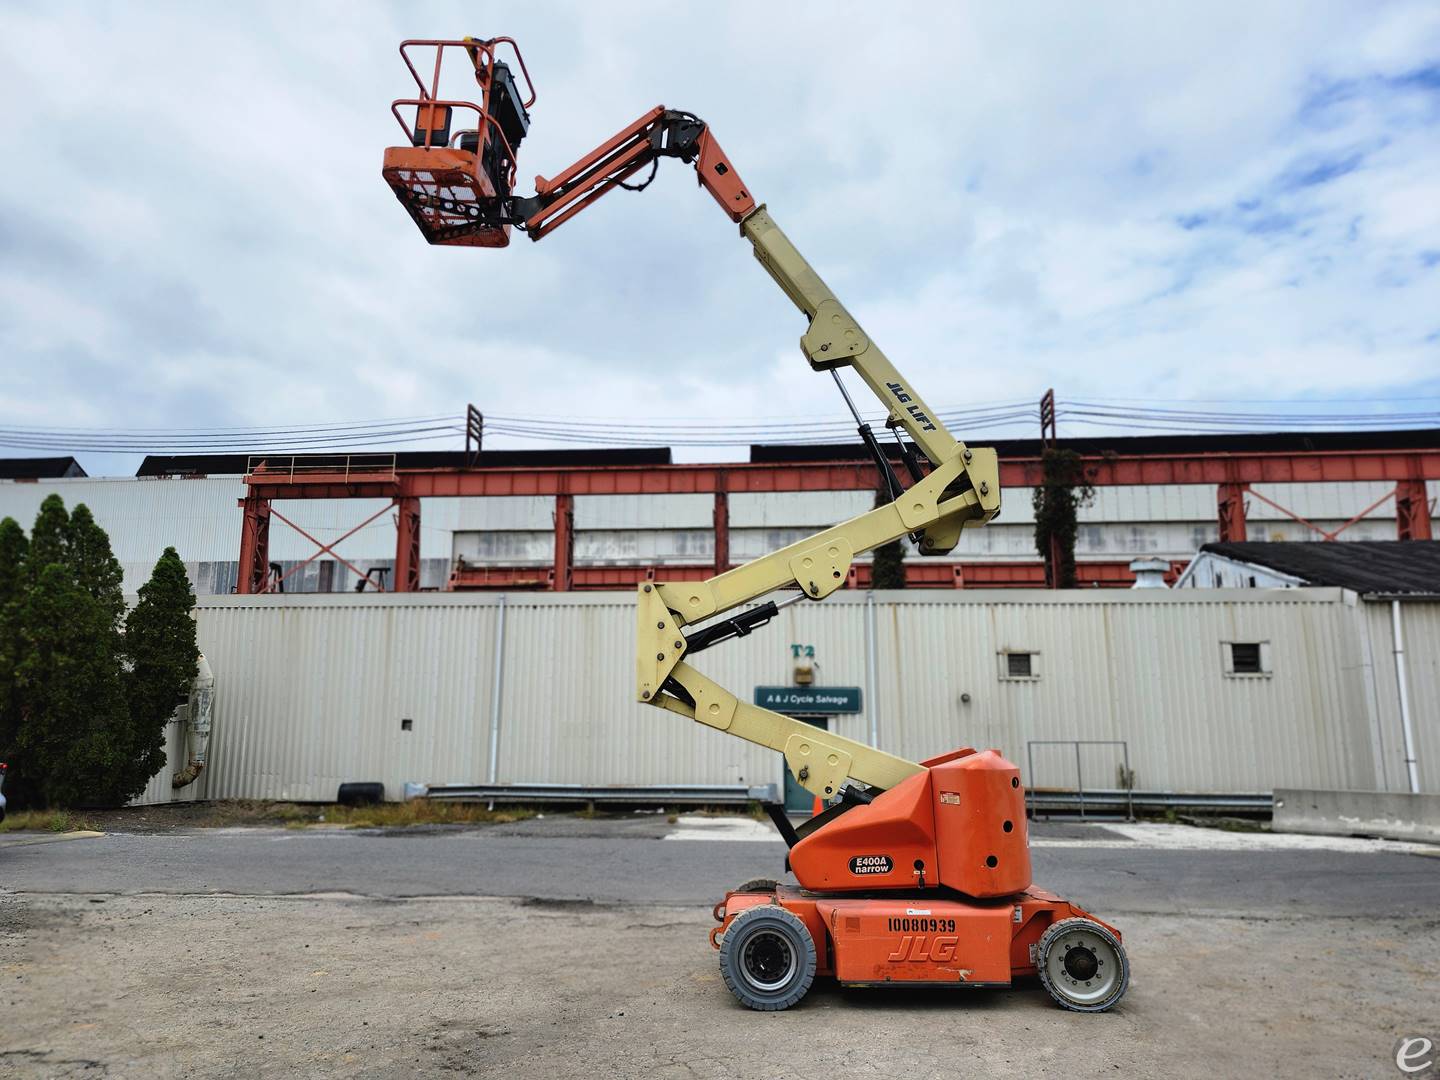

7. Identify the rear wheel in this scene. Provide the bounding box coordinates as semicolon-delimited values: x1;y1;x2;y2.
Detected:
718;905;816;1011
1036;918;1129;1012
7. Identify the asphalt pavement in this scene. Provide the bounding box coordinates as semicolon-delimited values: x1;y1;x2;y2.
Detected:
4;816;1437;1079
3;815;1436;916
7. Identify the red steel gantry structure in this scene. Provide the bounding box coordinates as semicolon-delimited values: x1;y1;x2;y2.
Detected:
235;444;1438;594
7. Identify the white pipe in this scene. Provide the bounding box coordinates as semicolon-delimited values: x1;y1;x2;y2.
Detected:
865;591;879;748
487;595;509;785
171;653;215;790
1391;600;1420;794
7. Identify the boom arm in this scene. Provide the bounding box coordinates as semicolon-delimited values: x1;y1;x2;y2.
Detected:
383;54;1000;800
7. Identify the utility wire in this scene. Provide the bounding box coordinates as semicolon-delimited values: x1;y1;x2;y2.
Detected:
3;394;1437;455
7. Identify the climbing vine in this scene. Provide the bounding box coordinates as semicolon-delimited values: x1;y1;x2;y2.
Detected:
1032;448;1095;588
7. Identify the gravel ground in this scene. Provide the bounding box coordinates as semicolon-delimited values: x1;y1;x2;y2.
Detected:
2;821;1436;1078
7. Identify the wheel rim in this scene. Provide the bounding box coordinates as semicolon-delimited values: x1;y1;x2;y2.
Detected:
740;929;797;992
1043;925;1122;1007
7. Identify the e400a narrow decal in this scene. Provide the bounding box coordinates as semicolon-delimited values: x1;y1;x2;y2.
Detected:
849;855;893;875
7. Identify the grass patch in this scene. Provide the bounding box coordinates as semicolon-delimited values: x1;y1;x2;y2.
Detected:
325;801;538;829
196;800;540;830
0;809;101;833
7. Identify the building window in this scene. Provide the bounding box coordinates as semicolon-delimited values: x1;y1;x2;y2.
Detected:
1223;641;1271;678
998;651;1040;681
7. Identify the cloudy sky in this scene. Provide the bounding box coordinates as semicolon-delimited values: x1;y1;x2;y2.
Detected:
1;2;1438;473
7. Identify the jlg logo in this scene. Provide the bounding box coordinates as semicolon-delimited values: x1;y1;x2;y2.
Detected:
884;381;937;432
886;935;960;963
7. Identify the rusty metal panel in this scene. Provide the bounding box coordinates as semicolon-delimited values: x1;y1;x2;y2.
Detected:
575;529;714;566
452;530;552;565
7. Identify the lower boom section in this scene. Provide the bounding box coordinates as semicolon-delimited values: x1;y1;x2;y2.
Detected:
710;883;1128;1012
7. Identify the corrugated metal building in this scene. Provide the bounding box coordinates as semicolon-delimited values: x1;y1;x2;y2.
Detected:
140;587;1435;804
1177;541;1440;796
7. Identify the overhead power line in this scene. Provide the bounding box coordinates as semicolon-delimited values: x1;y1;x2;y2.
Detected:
1;395;1437;455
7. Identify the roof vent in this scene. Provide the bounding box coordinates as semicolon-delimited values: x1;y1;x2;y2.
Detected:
1129;557;1170;589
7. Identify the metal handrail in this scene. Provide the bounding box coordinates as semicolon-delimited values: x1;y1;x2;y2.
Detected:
1026;739;1134;821
390;38;530;195
388;99;520;192
245;454;397;483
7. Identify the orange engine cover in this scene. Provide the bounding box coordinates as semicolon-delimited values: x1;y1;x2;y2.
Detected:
789;747;1032;900
789;772;937;892
927;748;1032;898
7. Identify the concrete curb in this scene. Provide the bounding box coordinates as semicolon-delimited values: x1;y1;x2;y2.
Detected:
1273;789;1440;844
0;830;106;849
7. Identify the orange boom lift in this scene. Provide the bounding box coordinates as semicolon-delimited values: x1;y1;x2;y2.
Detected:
383;37;1128;1012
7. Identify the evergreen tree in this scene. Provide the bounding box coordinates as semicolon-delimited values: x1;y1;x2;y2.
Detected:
13;564;129;808
121;548;198;799
67;504;126;631
4;499;195;809
27;494;69;579
0;517;29;801
0;516;27;605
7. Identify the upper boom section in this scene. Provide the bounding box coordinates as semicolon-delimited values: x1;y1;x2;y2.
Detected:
383;34;1003;799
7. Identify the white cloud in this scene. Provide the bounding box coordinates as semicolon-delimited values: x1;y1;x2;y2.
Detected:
0;0;1437;471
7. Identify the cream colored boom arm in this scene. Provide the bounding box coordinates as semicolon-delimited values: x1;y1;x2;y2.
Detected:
637;205;1001;801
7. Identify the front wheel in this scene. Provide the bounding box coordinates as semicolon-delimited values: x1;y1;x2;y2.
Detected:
718;905;816;1011
1036;918;1129;1012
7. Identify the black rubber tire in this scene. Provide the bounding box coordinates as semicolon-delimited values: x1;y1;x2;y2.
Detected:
1036;918;1129;1012
733;878;780;894
337;782;384;806
719;905;816;1011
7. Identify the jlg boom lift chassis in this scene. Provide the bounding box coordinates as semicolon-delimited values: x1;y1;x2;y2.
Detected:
382;37;1129;1012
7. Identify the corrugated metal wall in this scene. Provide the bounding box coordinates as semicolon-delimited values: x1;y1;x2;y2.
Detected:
173;588;1435;802
1362;601;1440;794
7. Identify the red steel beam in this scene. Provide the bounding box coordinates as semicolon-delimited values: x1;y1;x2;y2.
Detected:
447;560;1155;591
553;493;575;592
244;450;1440;501
395;496;422;592
713;477;730;579
1217;482;1248;543
1396;478;1434;541
236;494;271;595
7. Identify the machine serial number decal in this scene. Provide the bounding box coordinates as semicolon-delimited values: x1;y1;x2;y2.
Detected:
887;917;957;933
848;855;893;875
